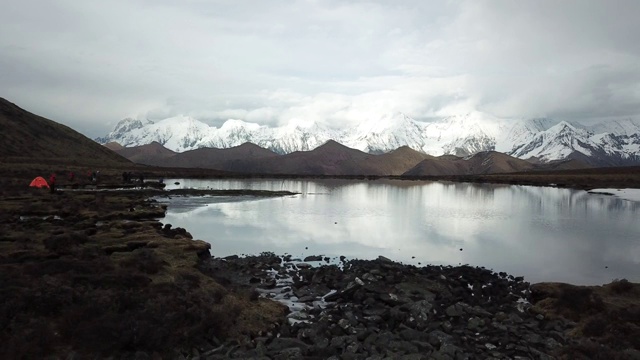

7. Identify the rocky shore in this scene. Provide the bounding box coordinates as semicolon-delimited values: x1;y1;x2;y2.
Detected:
198;254;639;360
0;183;638;359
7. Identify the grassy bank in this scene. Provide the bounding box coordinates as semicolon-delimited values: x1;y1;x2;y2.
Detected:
0;187;291;358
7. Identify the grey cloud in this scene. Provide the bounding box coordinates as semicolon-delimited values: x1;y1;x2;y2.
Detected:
1;0;639;137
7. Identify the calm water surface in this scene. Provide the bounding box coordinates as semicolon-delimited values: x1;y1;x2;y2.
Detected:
159;179;640;285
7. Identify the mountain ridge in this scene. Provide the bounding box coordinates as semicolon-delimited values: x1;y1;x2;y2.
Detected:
108;139;590;176
97;112;640;167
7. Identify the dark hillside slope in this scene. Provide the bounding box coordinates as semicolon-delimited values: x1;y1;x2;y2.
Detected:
0;98;130;166
111;141;430;175
166;142;278;171
250;140;371;175
362;146;435;175
115;141;177;166
403;151;537;176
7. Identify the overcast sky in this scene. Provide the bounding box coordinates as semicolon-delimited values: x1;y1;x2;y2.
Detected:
2;0;640;137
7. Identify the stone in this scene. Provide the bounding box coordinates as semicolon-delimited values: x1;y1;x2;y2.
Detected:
338;318;351;330
388;340;419;354
522;333;543;345
445;303;466;317
467;317;484;331
400;354;428;360
273;347;303;360
399;327;430;342
543;337;561;349
442;321;453;332
378;255;394;263
528;348;554;360
362;272;378;282
268;337;309;352
428;330;454;347
508;314;523;324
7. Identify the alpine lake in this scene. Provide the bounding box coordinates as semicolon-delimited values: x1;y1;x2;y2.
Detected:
157;178;640;285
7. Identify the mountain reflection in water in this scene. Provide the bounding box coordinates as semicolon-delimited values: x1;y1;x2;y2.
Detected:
160;179;640;285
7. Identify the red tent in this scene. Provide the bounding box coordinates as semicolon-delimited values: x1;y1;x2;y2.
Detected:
29;176;50;188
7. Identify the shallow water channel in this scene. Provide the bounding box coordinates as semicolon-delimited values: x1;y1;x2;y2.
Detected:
158;179;640;285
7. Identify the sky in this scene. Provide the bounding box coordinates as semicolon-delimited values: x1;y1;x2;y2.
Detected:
1;0;640;138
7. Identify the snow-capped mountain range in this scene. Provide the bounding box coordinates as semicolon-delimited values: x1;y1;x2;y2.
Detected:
96;112;640;166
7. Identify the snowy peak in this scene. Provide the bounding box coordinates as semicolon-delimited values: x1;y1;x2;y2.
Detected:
114;117;152;133
97;112;640;166
346;113;427;154
509;121;600;162
95;118;153;143
219;119;262;132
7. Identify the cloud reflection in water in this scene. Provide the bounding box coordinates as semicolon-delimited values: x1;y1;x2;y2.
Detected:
161;179;640;285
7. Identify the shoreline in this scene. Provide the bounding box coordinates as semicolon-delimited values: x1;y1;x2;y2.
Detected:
0;180;638;358
200;253;640;359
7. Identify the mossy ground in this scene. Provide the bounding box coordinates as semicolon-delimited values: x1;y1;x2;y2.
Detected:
0;186;287;358
531;281;640;359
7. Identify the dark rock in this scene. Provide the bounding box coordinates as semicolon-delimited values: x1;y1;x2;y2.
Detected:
431;343;463;360
377;255;394;263
445;303;467;317
399;327;430;342
259;279;277;289
198;255;590;360
267;337;309;352
406;300;433;329
467;317;485;331
428;330;454;347
303;255;323;262
272;347;303;360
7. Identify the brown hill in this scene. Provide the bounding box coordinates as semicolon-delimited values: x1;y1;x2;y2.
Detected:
104;142;125;151
465;151;536;174
0;98;130;166
243;140;429;175
361;146;435;175
168;142;278;171
404;151;536;176
110;142;279;172
112;139;587;177
251;140;371;175
114;141;177;165
114;140;429;175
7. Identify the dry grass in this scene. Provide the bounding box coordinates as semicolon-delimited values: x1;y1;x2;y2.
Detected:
531;281;640;357
0;187;287;358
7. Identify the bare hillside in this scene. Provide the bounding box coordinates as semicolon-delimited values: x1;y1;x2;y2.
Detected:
0;98;130;166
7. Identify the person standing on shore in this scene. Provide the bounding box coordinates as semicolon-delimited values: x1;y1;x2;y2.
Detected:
49;173;56;194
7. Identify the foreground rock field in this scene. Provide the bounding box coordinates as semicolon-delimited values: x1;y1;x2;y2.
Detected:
201;253;639;360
